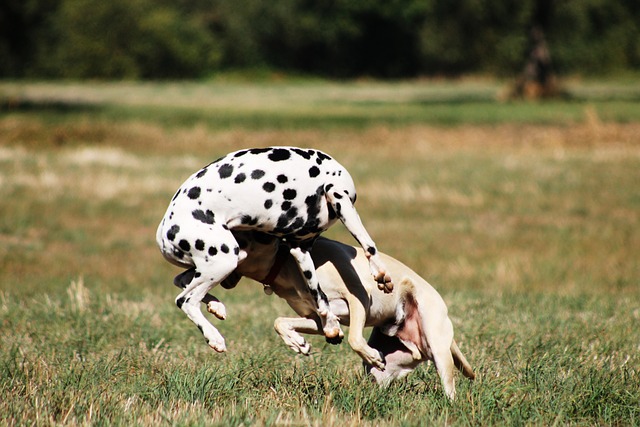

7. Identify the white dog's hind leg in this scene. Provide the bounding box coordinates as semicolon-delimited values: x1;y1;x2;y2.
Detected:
289;247;343;341
423;312;457;400
174;268;227;320
274;317;321;355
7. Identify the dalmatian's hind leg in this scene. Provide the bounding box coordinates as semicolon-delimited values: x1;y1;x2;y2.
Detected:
174;230;242;352
174;267;227;320
289;247;343;342
326;188;393;293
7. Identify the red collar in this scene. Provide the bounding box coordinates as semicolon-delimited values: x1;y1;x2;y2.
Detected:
260;244;290;286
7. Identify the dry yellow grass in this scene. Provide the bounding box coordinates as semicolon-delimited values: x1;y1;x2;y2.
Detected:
1;107;638;424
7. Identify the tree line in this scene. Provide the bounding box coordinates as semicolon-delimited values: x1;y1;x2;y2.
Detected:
1;0;639;79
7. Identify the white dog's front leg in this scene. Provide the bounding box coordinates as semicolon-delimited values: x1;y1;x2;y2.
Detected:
274;317;321;355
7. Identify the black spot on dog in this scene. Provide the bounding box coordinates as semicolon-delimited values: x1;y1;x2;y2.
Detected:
173;249;184;259
264;199;273;209
286;207;298;219
187;187;201;199
277;174;288;183
368;247;377;255
328;204;337;220
192;209;215;224
234;150;249;157
241;215;258;226
263;182;275;192
281;201;292;211
308;166;320;178
176;297;186;309
234;246;240;255
172;190;180;201
179;239;191;252
220;244;229;253
283;189;297;200
317;151;331;162
249;148;271;155
251;169;266;179
167;225;180;241
292;148;312;159
218;164;234;179
332;192;343;199
208;246;218;256
304;186;324;224
325;183;334;192
174;268;196;288
275;214;290;230
196;168;208;178
291;217;304;229
234;173;246;183
195;239;205;251
303;270;313;280
268;148;291;162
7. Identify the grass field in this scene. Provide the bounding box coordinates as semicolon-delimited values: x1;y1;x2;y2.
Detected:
1;79;639;425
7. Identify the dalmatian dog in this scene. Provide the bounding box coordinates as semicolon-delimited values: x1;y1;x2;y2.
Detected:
188;231;475;400
157;146;393;352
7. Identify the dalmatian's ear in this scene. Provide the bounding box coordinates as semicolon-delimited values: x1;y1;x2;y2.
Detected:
220;271;242;289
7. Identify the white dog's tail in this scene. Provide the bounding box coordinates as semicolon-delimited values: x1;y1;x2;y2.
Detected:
451;340;475;380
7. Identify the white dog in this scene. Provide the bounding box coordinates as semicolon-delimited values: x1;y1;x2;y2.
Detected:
181;231;475;399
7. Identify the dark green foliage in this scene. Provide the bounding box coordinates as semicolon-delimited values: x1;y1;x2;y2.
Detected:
1;0;640;78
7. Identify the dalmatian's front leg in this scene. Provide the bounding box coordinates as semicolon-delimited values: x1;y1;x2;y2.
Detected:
326;190;394;293
289;247;343;342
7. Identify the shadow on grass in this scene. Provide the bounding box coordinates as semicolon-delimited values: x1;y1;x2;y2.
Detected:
0;96;103;113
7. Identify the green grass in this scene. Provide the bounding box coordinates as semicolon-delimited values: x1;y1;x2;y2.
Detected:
2;78;640;129
1;79;639;425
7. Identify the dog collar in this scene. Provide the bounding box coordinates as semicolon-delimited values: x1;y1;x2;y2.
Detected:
260;244;289;289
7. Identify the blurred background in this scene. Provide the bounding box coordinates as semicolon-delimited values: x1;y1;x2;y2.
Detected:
1;1;639;424
2;0;639;81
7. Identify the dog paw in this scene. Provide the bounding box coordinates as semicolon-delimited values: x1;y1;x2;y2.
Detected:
377;279;394;293
322;313;344;341
287;334;311;355
203;326;227;352
361;348;386;371
368;256;393;293
208;340;227;353
207;301;227;320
